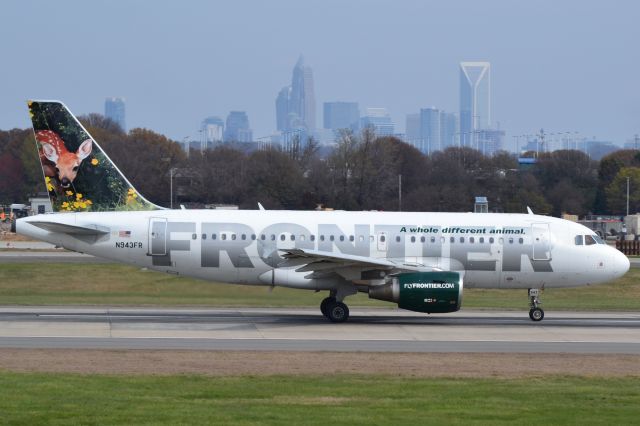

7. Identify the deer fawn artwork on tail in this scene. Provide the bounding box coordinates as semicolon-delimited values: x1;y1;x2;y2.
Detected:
29;101;157;212
37;130;92;189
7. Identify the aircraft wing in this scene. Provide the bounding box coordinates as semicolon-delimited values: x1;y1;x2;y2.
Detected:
279;248;442;281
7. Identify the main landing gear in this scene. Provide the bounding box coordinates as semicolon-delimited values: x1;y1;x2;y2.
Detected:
528;288;544;321
320;295;350;323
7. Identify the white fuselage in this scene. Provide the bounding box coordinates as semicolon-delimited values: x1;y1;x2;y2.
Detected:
17;210;629;290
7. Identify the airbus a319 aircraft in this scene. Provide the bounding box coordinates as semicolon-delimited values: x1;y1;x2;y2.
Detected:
14;101;630;322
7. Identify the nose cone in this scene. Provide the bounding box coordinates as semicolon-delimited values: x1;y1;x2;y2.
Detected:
612;249;630;279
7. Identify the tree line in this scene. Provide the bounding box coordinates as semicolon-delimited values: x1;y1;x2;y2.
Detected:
1;115;640;217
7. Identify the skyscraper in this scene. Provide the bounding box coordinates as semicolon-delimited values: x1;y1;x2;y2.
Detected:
274;55;316;132
440;112;459;150
459;62;490;147
224;111;253;143
476;129;505;156
275;86;290;131
104;97;126;132
405;113;421;148
323;102;359;131
201;116;224;148
360;108;395;136
420;107;441;154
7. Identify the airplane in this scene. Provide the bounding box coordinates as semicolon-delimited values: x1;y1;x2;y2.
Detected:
13;100;630;323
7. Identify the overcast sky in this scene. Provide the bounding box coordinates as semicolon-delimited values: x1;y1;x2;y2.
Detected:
1;0;638;148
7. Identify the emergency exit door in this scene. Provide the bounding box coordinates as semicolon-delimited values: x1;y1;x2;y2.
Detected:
531;223;551;261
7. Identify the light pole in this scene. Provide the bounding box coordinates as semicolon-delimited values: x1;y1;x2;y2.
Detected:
626;176;630;217
170;167;177;209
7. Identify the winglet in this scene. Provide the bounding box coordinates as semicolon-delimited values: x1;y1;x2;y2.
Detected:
526;206;534;215
258;202;265;211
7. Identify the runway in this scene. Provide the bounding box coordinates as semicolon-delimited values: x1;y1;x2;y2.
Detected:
0;307;638;353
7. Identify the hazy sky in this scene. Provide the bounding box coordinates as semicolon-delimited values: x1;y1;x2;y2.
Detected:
1;0;638;148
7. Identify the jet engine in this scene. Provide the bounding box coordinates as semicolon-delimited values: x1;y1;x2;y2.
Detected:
368;271;463;313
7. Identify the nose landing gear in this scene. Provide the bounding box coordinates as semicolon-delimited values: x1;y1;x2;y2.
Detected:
528;288;544;321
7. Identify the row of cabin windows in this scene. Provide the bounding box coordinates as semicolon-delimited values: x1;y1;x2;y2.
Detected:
191;233;524;245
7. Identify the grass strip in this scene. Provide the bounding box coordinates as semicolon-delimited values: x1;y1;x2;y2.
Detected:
0;372;638;425
0;262;638;310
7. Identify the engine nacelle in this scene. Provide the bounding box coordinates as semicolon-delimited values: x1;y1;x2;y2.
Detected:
368;271;463;313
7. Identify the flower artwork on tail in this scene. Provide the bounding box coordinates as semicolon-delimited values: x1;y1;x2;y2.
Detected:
28;101;159;212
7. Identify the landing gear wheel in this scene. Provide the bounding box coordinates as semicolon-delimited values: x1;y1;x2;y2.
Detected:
326;301;349;323
320;297;335;317
528;288;544;322
529;308;544;321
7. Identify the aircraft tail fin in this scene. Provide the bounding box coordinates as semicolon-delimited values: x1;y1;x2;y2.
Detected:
27;100;161;213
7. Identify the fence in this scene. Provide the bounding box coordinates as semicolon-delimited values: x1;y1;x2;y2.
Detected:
615;240;640;255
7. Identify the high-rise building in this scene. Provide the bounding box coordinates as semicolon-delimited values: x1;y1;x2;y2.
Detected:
275;55;316;132
420;107;441;154
224;111;253;143
201;116;224;148
275;86;290;131
440;112;459;150
360;108;395;136
104;97;126;132
405;113;421;148
323;102;359;131
459;62;490;148
476;129;505;156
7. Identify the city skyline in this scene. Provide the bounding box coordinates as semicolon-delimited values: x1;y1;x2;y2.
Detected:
0;1;638;147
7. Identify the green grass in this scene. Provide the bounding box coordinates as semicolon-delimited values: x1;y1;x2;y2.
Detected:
0;372;638;425
0;262;639;310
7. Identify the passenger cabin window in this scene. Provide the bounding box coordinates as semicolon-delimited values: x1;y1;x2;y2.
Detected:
202;234;207;240
396;236;401;242
411;236;416;243
192;233;197;240
575;235;584;245
380;235;386;242
280;235;285;241
585;235;597;246
231;234;236;240
212;234;217;240
221;234;227;240
349;235;354;242
310;235;316;242
290;235;295;241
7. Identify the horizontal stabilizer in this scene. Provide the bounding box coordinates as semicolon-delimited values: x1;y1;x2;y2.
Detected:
28;221;109;235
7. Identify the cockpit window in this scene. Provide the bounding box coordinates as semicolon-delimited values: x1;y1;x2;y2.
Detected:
574;235;583;245
585;235;597;245
593;235;604;244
